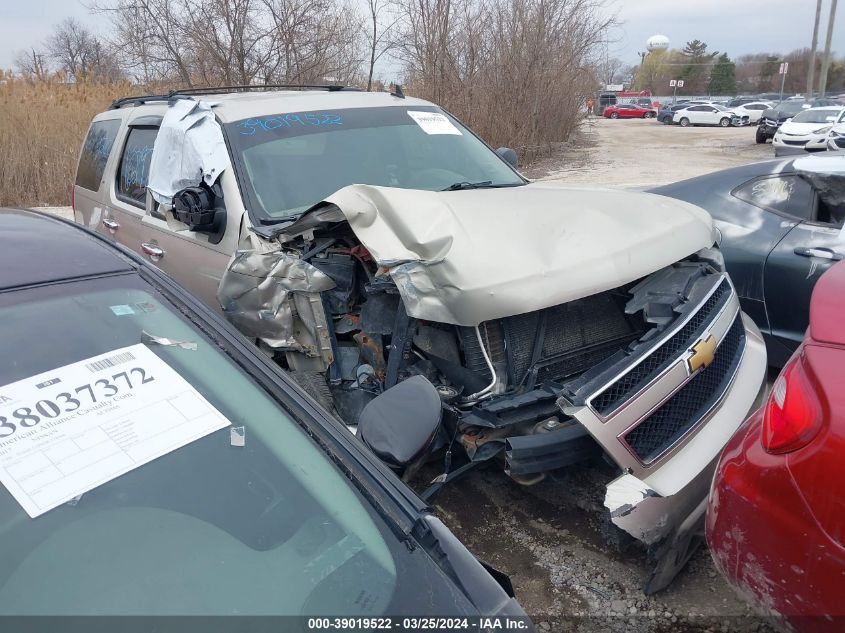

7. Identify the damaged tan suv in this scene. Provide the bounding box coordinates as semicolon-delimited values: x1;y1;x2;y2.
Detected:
73;86;767;592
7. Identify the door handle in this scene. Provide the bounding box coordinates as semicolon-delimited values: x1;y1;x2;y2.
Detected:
794;246;844;261
140;242;165;261
102;218;119;231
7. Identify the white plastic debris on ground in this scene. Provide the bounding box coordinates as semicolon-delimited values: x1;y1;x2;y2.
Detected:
147;99;231;204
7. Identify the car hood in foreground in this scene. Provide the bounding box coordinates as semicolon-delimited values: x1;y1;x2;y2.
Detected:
314;183;714;326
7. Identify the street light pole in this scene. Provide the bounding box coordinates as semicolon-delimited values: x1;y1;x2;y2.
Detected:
806;0;822;99
818;0;839;97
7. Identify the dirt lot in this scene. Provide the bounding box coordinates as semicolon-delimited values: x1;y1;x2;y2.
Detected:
524;117;772;188
424;118;778;632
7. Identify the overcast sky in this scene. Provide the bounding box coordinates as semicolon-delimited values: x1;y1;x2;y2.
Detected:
607;0;842;64
0;0;842;72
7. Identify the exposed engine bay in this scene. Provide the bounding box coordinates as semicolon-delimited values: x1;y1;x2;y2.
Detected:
218;190;725;483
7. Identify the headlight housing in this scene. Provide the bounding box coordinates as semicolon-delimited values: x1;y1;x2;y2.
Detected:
813;126;832;134
696;245;725;272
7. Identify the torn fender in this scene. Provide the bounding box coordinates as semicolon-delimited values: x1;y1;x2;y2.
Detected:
217;231;335;353
320;183;715;326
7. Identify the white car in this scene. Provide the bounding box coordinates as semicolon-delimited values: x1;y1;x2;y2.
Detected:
827;122;845;151
730;101;773;123
772;106;845;156
673;104;749;127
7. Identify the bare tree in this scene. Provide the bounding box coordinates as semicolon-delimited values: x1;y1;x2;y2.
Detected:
395;0;614;154
364;0;400;90
93;0;196;84
44;18;122;82
14;49;48;79
262;0;365;84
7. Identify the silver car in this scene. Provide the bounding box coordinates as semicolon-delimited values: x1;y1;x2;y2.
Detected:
73;86;767;592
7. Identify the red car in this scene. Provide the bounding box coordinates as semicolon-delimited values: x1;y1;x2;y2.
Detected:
706;260;845;632
602;104;656;119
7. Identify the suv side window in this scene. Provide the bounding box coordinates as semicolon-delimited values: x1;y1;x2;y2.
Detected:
116;126;158;208
733;175;815;220
76;119;121;192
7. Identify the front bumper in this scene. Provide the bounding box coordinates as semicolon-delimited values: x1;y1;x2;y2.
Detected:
601;312;767;545
773;132;829;155
757;121;779;137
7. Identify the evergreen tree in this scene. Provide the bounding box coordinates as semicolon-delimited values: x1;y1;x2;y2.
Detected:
680;40;719;93
759;56;780;91
708;53;737;95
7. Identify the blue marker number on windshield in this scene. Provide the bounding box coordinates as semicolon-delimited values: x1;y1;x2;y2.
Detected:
239;112;343;135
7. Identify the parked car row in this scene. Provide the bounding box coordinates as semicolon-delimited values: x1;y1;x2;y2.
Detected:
655;100;761;127
756;98;841;144
769;106;845;156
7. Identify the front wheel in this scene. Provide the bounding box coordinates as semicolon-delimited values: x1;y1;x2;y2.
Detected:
719;117;731;127
288;370;335;414
755;128;767;144
679;117;690;127
610;112;619;119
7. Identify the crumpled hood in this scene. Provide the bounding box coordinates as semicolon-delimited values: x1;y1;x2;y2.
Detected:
322;182;715;326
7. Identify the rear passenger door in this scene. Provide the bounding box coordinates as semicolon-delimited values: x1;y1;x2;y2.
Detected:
73;118;122;234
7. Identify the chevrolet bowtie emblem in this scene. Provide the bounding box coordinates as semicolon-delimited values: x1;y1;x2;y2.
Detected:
687;335;717;373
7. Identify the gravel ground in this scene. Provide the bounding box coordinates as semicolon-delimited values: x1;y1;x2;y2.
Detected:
524;117;772;188
422;118;779;632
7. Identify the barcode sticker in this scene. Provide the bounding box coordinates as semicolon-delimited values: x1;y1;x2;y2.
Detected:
85;351;136;373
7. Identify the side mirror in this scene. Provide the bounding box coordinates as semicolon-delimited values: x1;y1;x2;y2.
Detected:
171;185;226;243
358;376;443;470
496;147;518;169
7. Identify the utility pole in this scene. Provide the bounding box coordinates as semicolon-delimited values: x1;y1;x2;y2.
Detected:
806;0;822;99
818;0;838;97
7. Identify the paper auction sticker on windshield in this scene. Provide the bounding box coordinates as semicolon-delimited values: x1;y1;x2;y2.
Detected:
407;110;462;135
0;344;231;518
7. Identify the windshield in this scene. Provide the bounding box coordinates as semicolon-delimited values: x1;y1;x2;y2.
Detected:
0;274;472;617
775;101;811;114
227;106;525;221
791;108;843;124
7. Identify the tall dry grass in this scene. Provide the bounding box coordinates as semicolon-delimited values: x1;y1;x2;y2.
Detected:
0;74;131;207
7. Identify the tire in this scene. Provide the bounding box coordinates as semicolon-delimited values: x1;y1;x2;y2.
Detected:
679;117;690;127
755;128;767;144
645;112;655;118
719;117;731;127
610;112;618;119
661;116;671;124
289;370;335;413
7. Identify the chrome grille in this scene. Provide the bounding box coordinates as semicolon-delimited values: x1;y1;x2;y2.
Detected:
621;315;746;464
590;278;732;416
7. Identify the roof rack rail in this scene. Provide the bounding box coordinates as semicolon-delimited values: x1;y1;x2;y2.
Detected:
168;84;357;96
109;84;360;109
109;94;177;110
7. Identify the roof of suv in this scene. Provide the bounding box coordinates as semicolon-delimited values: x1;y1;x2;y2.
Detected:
0;209;133;291
100;90;438;123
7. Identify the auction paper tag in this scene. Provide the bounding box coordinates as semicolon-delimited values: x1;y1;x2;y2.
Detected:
407;111;462;135
0;344;231;518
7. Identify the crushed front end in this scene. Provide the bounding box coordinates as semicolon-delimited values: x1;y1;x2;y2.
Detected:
217;183;767;591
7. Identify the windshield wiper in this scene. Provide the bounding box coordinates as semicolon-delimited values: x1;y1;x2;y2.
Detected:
442;180;493;191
